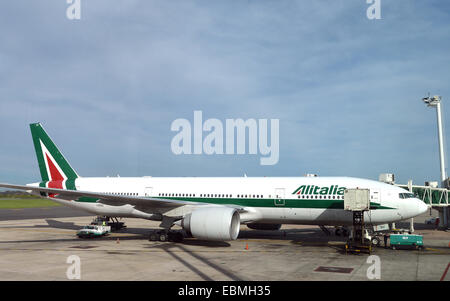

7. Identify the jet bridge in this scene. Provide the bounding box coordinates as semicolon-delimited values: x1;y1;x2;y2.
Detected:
396;182;449;229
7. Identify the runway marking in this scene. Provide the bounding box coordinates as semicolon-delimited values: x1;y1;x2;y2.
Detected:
424;247;450;254
70;245;98;249
440;262;450;281
314;266;353;274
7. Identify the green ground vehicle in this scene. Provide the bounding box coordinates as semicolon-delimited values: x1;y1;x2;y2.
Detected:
390;234;424;250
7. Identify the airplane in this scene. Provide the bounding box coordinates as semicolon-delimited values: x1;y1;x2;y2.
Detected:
0;123;428;242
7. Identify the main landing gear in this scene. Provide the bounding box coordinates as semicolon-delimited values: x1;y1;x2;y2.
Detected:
149;230;184;243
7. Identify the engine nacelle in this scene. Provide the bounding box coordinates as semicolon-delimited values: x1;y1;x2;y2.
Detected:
181;207;240;241
247;223;282;231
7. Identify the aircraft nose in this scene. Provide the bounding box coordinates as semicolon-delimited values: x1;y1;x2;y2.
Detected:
401;198;428;219
416;199;428;215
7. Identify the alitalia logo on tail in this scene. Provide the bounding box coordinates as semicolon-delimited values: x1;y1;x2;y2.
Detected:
292;185;346;195
39;140;68;188
30;123;78;190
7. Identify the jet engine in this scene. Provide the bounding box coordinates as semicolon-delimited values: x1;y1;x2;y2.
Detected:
247;223;282;231
181;207;240;241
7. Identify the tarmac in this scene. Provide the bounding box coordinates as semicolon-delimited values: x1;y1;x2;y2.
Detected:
0;207;449;281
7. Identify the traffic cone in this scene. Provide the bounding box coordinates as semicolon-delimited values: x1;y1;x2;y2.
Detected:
245;243;249;250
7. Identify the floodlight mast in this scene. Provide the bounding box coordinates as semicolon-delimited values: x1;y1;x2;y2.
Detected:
422;95;447;186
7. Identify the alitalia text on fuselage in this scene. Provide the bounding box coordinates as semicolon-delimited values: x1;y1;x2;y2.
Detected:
292;185;346;196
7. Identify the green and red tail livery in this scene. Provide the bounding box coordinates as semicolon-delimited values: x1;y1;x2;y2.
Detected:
30;123;79;190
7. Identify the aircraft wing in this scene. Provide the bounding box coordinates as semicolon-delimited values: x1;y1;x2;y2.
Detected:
0;183;201;210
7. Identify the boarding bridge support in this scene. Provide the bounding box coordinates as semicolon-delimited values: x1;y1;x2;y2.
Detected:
439;207;449;229
407;180;415;232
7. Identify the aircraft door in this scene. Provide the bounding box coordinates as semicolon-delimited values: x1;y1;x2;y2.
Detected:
370;190;381;207
274;188;286;219
144;187;153;197
274;188;285;206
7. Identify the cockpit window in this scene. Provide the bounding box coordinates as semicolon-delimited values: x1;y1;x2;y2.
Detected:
399;193;415;199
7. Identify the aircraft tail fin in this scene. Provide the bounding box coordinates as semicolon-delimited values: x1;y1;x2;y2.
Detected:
30;123;79;187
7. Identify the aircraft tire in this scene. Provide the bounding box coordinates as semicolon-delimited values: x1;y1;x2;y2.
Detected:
371;237;380;247
149;233;158;241
159;233;167;242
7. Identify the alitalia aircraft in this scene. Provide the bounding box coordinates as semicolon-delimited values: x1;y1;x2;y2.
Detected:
0;123;428;242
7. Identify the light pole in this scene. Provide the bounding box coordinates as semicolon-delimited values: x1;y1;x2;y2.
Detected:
422;95;448;229
422;95;447;186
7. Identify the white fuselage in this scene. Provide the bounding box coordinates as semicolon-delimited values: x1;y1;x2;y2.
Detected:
33;176;428;226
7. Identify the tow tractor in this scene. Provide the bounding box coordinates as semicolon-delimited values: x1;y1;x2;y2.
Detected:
77;216;124;239
77;225;111;238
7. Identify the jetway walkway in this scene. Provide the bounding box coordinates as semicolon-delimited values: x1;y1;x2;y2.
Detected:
396;184;449;207
395;182;449;229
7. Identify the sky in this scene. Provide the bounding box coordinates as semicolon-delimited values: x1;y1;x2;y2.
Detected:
0;0;449;186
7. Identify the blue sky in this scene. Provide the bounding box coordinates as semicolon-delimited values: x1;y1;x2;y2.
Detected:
0;0;449;186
